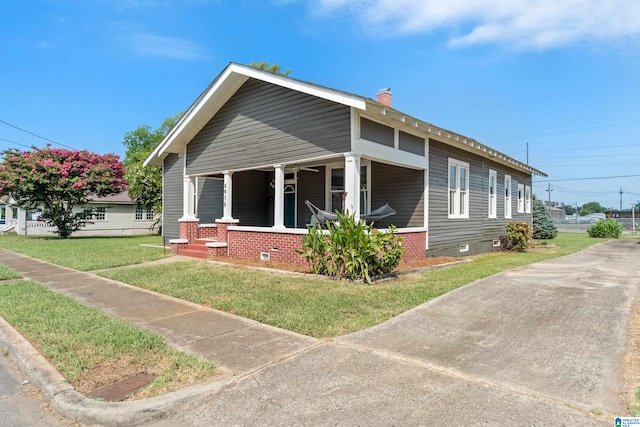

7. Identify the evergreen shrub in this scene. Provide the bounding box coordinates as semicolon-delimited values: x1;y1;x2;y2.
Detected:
587;219;623;238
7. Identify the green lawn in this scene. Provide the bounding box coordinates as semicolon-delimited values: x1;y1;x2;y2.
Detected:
0;280;215;397
100;232;606;338
0;265;21;281
0;234;168;271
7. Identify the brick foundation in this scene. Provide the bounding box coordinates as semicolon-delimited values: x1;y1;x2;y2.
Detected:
198;224;217;239
396;231;427;261
179;219;199;243
228;229;307;265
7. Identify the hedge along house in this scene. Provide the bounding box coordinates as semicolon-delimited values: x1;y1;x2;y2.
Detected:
144;63;545;262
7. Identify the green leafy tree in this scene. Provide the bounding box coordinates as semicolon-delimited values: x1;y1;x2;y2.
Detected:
532;197;557;239
0;148;126;238
123;113;183;222
580;201;606;215
248;62;292;76
563;205;576;215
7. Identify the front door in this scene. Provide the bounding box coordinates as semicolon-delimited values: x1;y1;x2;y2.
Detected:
284;183;296;228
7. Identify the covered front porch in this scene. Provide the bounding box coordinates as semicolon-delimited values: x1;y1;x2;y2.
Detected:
170;153;428;264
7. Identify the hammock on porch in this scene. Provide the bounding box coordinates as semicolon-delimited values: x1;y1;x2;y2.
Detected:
305;200;396;227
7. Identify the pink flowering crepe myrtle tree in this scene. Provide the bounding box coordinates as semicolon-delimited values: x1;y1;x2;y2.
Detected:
0;148;127;238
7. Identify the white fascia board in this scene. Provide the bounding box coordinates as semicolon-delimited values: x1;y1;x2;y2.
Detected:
232;64;367;110
144;63;367;167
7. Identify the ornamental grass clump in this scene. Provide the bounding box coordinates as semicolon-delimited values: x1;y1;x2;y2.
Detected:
587;218;623;238
297;210;404;284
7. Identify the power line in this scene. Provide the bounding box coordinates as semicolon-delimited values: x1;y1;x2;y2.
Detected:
0;137;33;149
538;174;640;183
0;119;77;150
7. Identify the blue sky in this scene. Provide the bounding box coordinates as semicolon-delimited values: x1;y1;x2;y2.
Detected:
1;0;639;208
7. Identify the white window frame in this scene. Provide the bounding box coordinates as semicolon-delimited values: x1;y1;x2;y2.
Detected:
517;184;525;213
504;175;512;219
488;169;497;219
326;161;370;214
525;185;532;213
448;158;470;219
135;206;143;220
146;208;154;220
95;206;106;221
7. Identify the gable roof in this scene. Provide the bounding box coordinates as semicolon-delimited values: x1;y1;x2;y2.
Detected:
144;62;545;177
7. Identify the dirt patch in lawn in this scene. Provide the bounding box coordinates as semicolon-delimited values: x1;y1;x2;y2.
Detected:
209;256;462;275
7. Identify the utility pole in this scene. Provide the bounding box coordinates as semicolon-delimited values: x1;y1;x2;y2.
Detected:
546;183;553;212
619;187;624;212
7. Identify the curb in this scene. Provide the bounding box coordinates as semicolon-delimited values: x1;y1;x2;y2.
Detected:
0;315;235;426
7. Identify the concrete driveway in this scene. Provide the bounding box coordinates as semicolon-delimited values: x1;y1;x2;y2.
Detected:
153;239;640;426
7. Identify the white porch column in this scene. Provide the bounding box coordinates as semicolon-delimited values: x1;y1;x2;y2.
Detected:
273;164;285;229
182;176;197;219
222;171;234;220
344;152;361;220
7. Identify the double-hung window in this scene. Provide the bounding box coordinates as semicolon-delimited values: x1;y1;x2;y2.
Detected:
488;169;497;219
135;206;144;220
448;159;469;219
504;175;512;219
517;184;525;213
525;185;532;213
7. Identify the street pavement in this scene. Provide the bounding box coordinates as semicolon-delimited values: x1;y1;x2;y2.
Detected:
0;239;639;426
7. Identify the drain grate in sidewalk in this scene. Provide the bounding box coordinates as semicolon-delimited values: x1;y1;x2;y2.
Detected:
86;373;155;402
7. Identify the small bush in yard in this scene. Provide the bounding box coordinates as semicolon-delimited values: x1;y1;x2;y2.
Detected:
502;221;532;252
532;197;557;240
297;210;404;284
587;219;623;238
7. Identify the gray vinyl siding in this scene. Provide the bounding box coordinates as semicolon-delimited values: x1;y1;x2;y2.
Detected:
196;177;223;223
371;162;424;228
360;117;394;148
186;79;351;175
427;139;532;257
297;167;325;227
162;153;183;240
399;131;425;156
232;171;271;227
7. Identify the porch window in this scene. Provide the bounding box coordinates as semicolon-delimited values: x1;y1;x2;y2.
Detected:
517;184;525;213
504;175;512;219
525;185;532;213
488;169;497;219
330;168;344;212
448;159;469;219
329;165;369;213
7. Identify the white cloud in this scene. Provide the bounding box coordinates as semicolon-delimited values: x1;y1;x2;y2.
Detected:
311;0;640;49
129;33;207;60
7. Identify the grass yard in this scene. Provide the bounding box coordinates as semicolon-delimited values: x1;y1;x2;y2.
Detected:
0;234;168;271
0;280;216;399
0;265;21;281
100;232;607;338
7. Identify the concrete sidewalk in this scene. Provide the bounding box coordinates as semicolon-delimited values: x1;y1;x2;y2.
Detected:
0;249;318;425
0;240;639;426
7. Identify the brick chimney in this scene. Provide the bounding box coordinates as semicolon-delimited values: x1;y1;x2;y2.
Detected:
377;87;392;107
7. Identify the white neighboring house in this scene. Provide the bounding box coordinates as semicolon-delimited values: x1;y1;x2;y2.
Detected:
2;192;159;236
